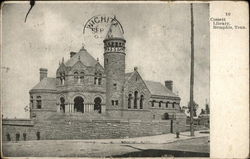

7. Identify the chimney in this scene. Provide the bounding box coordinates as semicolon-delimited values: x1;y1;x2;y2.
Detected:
70;52;76;58
39;68;48;81
165;80;173;91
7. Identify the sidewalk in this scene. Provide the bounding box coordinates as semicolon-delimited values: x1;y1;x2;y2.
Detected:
68;130;209;144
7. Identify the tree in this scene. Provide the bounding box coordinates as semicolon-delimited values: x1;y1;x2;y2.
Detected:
205;103;210;114
200;109;206;115
188;101;198;117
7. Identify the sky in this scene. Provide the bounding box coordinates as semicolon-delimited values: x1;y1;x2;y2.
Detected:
1;2;209;118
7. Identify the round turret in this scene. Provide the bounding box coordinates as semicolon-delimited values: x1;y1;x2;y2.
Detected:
104;17;126;110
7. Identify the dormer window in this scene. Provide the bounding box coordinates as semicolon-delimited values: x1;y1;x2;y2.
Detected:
74;72;78;83
36;96;42;109
94;72;101;85
60;72;65;85
80;72;84;83
98;73;102;85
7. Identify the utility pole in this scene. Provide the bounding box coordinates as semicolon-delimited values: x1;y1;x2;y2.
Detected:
190;3;195;136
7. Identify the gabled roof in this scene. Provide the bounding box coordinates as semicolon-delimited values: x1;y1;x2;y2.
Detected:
125;72;134;81
31;77;56;91
125;70;178;98
105;19;124;40
144;80;179;98
65;47;98;67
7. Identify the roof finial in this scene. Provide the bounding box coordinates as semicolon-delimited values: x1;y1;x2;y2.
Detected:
78;55;80;61
80;42;86;51
97;58;99;62
59;60;61;66
62;57;64;63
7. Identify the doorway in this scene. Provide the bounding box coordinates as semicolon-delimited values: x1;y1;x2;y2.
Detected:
74;96;84;113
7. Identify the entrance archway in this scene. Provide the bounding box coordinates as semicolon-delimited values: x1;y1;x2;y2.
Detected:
94;97;102;113
74;96;84;113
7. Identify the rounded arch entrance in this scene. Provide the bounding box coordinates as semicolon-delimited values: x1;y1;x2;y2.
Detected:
94;97;102;113
74;96;84;113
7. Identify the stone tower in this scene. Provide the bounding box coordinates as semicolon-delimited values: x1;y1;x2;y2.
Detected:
104;18;126;111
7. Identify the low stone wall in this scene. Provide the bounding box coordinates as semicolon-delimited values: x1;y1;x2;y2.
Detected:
2;118;184;141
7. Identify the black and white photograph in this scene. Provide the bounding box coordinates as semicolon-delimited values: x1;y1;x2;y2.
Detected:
3;1;247;158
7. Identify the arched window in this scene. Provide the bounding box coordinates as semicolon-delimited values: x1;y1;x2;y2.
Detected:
60;97;65;113
36;96;42;109
80;72;84;83
128;94;132;109
98;73;102;85
94;73;97;85
74;72;78;83
60;72;65;85
36;132;40;140
94;97;102;113
23;133;27;141
16;132;20;141
140;95;144;109
159;101;162;108
163;113;170;120
134;91;138;109
152;100;155;107
166;101;169;108
6;133;11;141
172;102;176;108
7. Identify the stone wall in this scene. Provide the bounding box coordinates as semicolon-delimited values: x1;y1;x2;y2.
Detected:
106;109;152;120
2;118;185;141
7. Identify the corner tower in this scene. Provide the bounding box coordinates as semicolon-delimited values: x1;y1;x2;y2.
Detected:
104;18;126;111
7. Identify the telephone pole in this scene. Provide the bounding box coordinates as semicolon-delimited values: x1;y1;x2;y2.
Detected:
190;3;195;136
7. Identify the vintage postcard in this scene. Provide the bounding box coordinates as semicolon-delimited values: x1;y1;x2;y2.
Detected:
1;1;248;158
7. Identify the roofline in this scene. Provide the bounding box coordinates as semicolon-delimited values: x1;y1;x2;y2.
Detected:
104;52;126;55
144;80;179;97
124;70;151;95
29;89;57;93
150;95;181;100
103;38;126;42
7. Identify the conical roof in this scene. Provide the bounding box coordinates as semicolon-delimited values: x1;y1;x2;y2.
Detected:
105;18;124;40
65;47;98;67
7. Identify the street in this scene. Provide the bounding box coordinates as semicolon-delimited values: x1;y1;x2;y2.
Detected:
2;131;209;157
